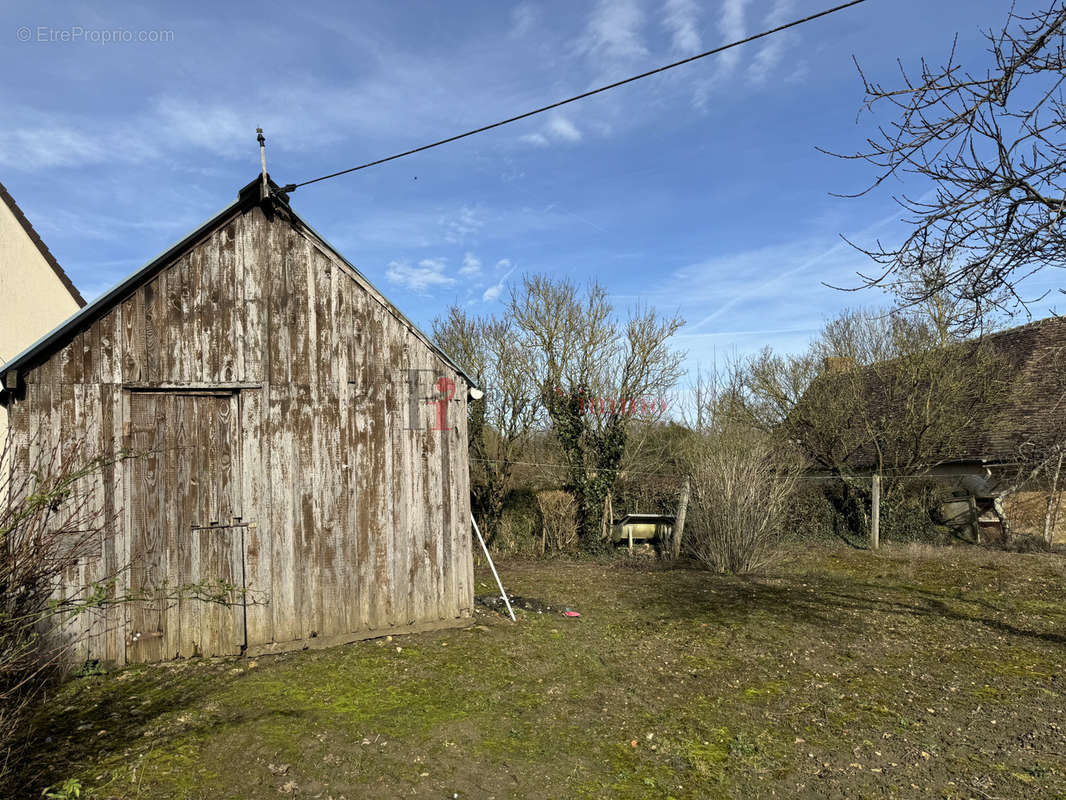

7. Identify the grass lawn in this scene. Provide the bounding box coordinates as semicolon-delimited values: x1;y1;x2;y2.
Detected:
20;544;1066;799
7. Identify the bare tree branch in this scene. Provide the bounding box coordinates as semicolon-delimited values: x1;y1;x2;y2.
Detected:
831;2;1066;331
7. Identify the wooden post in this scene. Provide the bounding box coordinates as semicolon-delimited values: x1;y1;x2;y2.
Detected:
870;472;881;551
628;526;633;554
673;477;690;560
994;497;1010;544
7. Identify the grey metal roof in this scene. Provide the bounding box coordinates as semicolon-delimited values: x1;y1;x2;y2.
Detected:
614;513;676;525
0;176;476;390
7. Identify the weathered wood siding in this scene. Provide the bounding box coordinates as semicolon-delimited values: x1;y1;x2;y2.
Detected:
3;202;473;664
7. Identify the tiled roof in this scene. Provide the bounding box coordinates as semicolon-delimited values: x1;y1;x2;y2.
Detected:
797;315;1066;469
966;315;1066;462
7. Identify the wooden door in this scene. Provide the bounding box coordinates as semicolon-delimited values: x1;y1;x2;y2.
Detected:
127;391;245;662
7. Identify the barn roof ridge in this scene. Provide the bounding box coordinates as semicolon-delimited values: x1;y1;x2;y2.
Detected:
0;176;476;389
0;178;86;308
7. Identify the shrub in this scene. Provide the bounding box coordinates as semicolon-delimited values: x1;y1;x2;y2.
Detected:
537;490;579;554
787;479;956;547
494;489;544;556
784;484;845;544
879;482;955;545
685;425;798;573
0;437;114;789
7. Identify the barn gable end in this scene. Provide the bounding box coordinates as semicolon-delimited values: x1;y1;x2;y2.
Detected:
0;178;474;664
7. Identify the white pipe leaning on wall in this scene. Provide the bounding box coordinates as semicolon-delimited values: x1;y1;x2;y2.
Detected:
471;513;516;622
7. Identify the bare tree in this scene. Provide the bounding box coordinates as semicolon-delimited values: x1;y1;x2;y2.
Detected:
433;306;541;545
0;437;118;786
740;308;1010;472
734;308;1016;540
508;276;684;550
677;365;800;572
685;422;799;573
832;2;1066;330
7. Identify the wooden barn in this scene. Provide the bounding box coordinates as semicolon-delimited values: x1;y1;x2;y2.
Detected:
0;177;475;665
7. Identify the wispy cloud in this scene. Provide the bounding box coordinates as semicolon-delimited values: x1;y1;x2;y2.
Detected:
443;207;485;244
749;0;794;84
764;0;795;27
26;199;206;249
683;0;799;108
521;114;583;148
460;252;482;276
520;132;550;147
0;109;150;170
578;0;648;63
546;115;582;143
749;36;787;84
718;0;753;75
385;257;455;292
0;127;101;170
511;3;539;37
660;204;907;342
327;201;578;257
0;97;282;172
0;0;798;180
663;0;703;55
152;98;252;157
482;259;516;302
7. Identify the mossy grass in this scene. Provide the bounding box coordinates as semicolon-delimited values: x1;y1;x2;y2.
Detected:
20;543;1066;799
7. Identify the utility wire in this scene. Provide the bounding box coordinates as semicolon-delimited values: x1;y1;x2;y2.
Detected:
281;0;868;192
470;455;1015;482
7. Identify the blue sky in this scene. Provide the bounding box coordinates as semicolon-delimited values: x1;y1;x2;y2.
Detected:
2;0;1058;377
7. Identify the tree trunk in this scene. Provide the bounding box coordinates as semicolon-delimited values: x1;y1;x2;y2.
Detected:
601;491;613;542
575;474;617;552
870;472;881;551
673;477;690;560
1043;450;1064;546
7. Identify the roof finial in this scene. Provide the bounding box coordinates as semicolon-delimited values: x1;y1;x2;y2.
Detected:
256;127;268;201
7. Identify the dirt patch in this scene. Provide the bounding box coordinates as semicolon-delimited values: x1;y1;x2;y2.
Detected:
475;593;571;615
